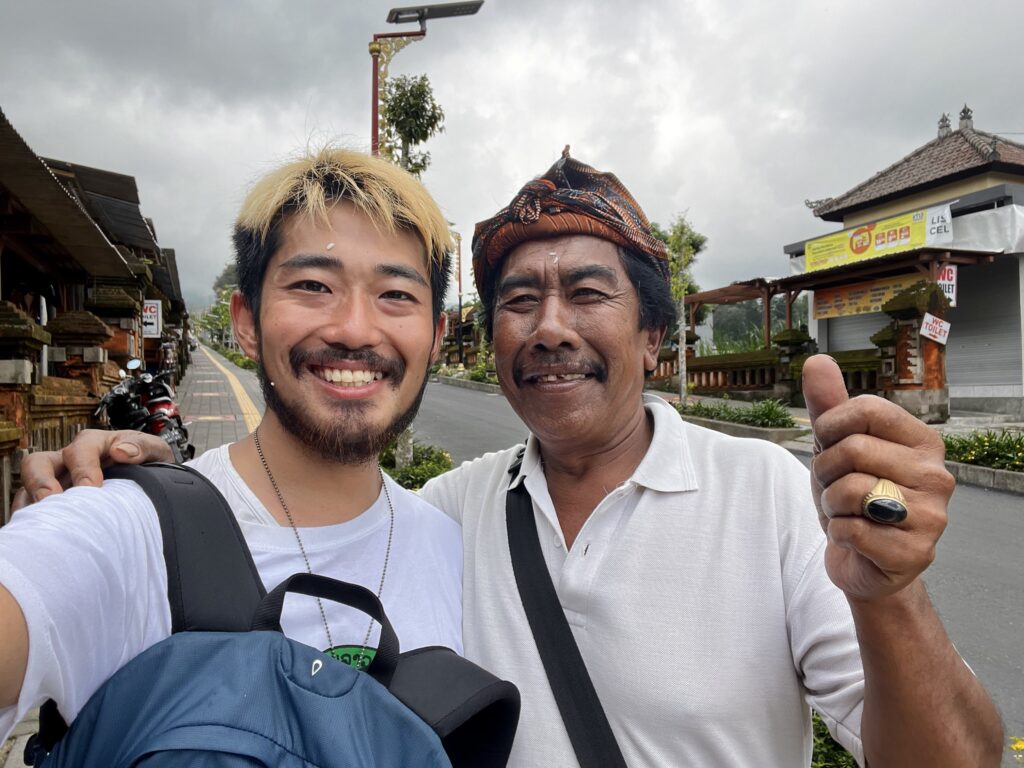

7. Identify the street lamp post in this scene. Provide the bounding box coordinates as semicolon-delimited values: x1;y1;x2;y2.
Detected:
453;230;464;365
369;1;484;156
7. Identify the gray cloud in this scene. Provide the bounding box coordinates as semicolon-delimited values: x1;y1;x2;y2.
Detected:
3;0;1022;308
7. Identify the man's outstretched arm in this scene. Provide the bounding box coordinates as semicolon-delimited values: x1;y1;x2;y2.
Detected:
14;429;174;510
803;355;1003;767
0;586;28;708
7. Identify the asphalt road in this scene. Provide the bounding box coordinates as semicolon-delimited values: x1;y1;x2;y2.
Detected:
220;361;1023;759
413;382;529;464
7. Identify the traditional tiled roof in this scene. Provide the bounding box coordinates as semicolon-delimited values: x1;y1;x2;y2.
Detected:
43;158;161;253
0;107;133;279
812;108;1024;221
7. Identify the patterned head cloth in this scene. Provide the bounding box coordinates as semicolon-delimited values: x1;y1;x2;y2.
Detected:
472;148;670;297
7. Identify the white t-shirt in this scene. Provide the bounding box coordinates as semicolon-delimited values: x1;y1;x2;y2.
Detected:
0;444;463;740
420;394;866;768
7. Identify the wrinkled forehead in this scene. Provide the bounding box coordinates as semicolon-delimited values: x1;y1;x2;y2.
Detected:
500;234;624;278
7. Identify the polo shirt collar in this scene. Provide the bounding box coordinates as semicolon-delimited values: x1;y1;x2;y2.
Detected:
507;393;698;494
631;394;699;493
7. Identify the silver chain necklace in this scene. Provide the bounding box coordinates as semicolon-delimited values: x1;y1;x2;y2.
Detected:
252;427;395;670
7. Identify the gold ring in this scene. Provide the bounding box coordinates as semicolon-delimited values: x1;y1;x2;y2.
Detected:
861;478;908;525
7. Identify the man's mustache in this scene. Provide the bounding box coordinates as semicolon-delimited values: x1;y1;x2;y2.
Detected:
289;346;405;384
512;352;607;386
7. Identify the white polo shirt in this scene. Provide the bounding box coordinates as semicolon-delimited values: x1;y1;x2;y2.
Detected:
420;394;865;768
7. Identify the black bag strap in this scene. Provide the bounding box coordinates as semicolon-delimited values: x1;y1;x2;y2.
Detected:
105;462;267;632
27;462;266;765
252;572;400;688
505;459;628;768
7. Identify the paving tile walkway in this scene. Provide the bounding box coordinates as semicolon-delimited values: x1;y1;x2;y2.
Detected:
178;346;262;456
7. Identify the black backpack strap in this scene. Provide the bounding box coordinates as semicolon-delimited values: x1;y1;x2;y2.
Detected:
505;470;628;768
27;462;266;765
104;462;266;632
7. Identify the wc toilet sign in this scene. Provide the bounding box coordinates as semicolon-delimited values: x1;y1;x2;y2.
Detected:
920;312;951;345
142;300;163;338
935;264;957;307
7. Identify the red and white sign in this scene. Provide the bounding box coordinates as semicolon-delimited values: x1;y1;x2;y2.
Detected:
920;312;950;345
935;264;957;307
142;300;163;338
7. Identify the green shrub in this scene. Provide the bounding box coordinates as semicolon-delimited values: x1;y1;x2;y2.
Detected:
466;360;498;385
943;430;1024;473
380;441;454;490
674;398;797;429
745;399;798;428
210;343;257;371
812;712;856;767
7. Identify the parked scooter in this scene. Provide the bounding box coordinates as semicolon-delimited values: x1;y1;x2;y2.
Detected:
95;359;195;462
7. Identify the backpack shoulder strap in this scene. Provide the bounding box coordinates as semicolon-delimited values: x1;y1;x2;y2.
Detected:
104;462;267;632
27;461;267;765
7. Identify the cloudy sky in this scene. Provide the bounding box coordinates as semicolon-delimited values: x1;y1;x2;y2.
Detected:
3;0;1023;311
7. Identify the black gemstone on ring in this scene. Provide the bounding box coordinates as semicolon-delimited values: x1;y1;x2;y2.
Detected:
864;498;908;525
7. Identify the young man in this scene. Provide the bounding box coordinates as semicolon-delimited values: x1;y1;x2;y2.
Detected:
18;151;1005;766
0;148;463;739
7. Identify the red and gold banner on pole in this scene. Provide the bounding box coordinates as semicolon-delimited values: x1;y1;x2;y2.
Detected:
805;204;953;273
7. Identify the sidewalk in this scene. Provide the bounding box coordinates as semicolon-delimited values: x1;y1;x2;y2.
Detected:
177;346;260;455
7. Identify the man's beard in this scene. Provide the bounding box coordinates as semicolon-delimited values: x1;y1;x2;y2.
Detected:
256;341;430;464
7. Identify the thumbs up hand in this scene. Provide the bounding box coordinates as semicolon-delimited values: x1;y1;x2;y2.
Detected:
802;355;954;601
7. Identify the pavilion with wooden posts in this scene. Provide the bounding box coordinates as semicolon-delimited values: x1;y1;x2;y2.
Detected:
680;107;1024;423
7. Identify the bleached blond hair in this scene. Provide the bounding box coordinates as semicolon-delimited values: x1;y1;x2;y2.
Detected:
233;147;453;322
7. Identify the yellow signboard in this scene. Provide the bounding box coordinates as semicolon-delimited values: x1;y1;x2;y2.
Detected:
805;204;953;273
813;274;919;320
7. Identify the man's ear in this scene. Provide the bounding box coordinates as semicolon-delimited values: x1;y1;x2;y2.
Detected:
430;313;448;364
230;291;259;360
643;325;667;373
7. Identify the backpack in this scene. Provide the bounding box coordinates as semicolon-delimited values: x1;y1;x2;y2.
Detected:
25;463;520;767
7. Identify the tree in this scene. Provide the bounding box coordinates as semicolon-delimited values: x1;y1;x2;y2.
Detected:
651;214;708;400
379;74;446;468
650;215;707;307
710;294;810;352
213;262;238;293
196;286;234;347
380;74;445;178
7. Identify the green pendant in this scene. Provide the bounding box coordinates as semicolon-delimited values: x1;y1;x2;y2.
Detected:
325;645;378;670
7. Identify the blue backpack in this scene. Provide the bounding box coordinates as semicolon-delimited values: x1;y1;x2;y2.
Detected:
25;464;520;767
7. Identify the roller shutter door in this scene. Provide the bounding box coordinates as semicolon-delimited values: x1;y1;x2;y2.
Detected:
946;256;1022;386
826;312;889;352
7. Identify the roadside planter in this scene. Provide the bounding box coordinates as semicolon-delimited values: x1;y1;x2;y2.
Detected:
944;461;1024;495
678;414;809;445
431;374;502;395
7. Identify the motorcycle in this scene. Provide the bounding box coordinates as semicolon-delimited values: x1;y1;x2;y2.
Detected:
95;358;195;462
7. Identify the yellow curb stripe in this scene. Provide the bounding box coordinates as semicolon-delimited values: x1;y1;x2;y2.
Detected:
201;347;262;433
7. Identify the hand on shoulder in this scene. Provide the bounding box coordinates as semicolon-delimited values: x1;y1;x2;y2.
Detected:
13;429;175;512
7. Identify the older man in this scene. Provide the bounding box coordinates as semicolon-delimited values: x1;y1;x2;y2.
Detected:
18;151;1003;767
